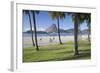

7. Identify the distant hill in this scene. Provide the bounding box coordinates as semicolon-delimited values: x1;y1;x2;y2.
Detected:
24;24;89;35
45;24;67;33
81;29;89;34
66;29;74;33
24;30;48;34
45;24;58;33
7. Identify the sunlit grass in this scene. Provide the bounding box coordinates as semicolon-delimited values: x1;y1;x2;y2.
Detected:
23;40;91;62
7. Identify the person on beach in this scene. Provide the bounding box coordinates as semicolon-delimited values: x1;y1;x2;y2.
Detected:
40;38;42;41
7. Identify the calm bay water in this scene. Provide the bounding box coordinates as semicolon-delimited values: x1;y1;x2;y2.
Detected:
23;33;74;37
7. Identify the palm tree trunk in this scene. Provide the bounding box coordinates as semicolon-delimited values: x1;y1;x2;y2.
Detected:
57;17;62;44
78;25;82;40
88;34;90;42
88;25;91;43
79;30;82;40
32;11;39;51
74;14;79;56
28;11;35;46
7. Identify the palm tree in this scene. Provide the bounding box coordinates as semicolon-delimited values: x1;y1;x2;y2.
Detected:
73;13;80;55
23;10;35;46
76;13;91;42
75;13;86;41
84;14;91;42
49;12;65;44
69;13;91;55
68;13;82;55
31;11;39;51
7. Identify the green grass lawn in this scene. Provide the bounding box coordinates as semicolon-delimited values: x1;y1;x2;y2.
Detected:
23;40;91;62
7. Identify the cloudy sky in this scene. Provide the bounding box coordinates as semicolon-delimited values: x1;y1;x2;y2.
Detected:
23;10;88;32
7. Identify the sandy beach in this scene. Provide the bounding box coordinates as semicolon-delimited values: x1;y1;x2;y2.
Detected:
22;35;88;48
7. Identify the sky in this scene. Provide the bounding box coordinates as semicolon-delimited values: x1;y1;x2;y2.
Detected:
23;10;88;32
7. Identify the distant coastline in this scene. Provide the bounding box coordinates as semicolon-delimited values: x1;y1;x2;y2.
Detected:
23;34;88;48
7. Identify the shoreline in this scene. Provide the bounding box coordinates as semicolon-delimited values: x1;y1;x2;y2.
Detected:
23;35;88;48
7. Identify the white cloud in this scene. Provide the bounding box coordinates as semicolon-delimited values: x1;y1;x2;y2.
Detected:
24;27;45;32
24;27;34;32
37;27;45;31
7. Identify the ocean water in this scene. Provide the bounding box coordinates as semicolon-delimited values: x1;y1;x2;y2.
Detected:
23;33;75;37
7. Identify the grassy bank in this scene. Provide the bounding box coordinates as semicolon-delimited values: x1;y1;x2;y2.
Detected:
23;40;91;62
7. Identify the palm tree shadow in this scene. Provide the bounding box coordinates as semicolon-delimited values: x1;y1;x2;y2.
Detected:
55;49;91;60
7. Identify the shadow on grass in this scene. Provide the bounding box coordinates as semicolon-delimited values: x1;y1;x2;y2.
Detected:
55;48;90;55
27;49;91;62
28;52;91;62
57;52;91;61
51;49;90;61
